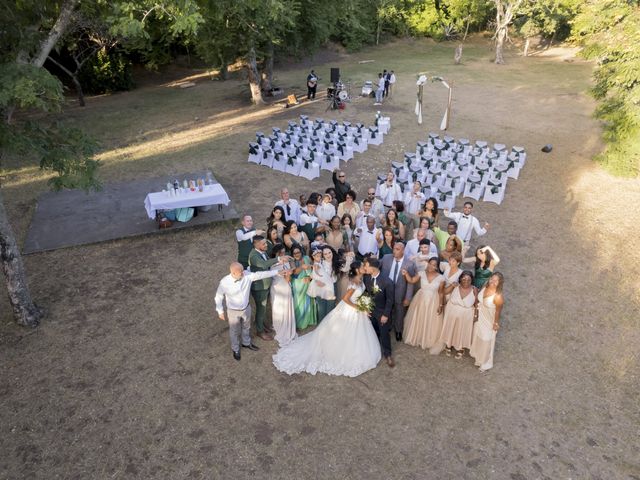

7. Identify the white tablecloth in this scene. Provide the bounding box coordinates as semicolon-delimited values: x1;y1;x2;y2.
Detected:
144;184;231;219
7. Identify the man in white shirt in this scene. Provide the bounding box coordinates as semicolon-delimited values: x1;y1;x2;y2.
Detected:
356;198;375;230
378;171;402;209
444;201;490;245
236;215;264;268
356;216;381;260
275;188;301;224
375;73;385;105
215;262;286;360
405;228;438;261
404;181;425;227
389;70;396;97
360;187;385;225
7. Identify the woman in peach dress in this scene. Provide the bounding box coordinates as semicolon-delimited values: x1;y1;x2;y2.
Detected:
401;257;445;351
470;272;504;372
438;270;477;358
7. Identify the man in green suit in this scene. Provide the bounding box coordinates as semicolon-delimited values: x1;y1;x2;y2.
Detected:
248;235;280;340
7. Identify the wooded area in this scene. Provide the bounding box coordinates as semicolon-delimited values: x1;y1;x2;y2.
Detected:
0;0;638;327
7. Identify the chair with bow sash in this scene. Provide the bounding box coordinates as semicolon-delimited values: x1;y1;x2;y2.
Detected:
368;127;383;146
272;151;287;172
248;142;262;164
284;155;302;175
490;165;510;186
511;146;527;166
321;153;340;172
351;134;368;153
260;148;274;168
506;152;521;179
337;142;354;161
298;159;320;180
463;174;484;201
483;179;505;205
374;174;387;198
437;186;456;210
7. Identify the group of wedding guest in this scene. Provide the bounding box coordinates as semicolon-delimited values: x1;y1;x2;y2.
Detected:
223;169;504;371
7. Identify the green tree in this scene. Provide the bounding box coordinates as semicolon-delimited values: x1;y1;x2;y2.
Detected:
1;0;203;327
517;0;582;56
195;0;300;104
572;0;640;177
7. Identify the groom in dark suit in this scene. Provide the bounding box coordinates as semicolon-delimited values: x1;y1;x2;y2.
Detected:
363;258;396;368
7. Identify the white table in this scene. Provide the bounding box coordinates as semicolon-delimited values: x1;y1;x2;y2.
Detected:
144;184;231;219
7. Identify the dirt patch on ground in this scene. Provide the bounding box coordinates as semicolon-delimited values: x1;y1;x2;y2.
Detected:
1;38;639;479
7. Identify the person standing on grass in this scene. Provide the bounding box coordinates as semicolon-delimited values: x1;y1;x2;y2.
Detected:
332;168;351;204
307;69;318;100
383;70;391;98
470;272;504;372
375;73;385;105
215;262;286;361
389;71;396;97
248;235;280;341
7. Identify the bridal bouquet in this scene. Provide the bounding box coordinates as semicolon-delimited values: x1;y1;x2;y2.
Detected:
355;294;374;313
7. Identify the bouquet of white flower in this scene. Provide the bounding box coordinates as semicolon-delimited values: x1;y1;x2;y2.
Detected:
355;294;374;313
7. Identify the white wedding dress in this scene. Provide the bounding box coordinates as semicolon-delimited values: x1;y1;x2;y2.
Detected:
272;283;382;377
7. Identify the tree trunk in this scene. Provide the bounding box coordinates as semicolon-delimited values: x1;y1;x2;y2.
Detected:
246;46;264;105
218;53;228;80
73;75;85;107
31;0;80;67
493;0;523;65
261;41;274;93
376;17;382;45
46;56;86;106
523;37;530;57
0;188;43;327
495;26;507;64
454;44;463;64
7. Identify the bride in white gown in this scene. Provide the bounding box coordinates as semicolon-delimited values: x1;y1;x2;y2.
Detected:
273;263;382;377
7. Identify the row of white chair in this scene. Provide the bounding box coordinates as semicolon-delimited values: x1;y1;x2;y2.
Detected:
378;135;526;206
248;115;391;180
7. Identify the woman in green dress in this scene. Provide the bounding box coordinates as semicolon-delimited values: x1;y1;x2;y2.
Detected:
377;227;395;258
463;245;500;289
290;244;317;330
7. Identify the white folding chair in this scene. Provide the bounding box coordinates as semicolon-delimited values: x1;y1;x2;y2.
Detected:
284;156;302;176
368;127;383;146
272;151;287;172
416;142;428;159
444;172;465;195
260;149;274;168
352;135;367;153
437;187;456;210
321;153;340;172
491;165;510;186
248;143;261;164
483;180;505;205
337;143;354;161
374;175;386;197
506;153;521;179
463;175;484;201
299;159;320;180
512;146;527;166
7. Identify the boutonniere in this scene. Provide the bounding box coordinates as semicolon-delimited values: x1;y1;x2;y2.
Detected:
373;284;381;294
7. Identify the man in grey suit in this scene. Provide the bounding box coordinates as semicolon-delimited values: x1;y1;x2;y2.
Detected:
380;242;416;341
